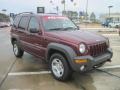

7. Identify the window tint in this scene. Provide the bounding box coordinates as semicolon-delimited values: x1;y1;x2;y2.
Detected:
28;17;39;31
13;16;21;27
18;16;29;30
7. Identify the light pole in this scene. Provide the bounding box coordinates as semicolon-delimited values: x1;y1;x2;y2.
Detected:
108;5;113;20
85;0;88;20
85;0;88;28
61;0;66;16
61;0;66;12
56;6;59;15
64;0;65;12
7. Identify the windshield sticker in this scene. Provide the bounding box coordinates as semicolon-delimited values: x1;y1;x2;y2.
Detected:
43;16;68;20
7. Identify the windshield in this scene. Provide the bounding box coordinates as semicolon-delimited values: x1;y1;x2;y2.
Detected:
42;16;77;31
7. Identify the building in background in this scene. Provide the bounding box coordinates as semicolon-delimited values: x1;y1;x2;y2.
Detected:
100;13;120;23
62;11;79;24
62;11;78;19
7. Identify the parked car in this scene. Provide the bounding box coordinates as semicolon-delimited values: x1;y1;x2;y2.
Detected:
83;20;92;23
0;22;9;28
109;21;120;28
11;12;113;81
101;21;110;27
0;22;6;28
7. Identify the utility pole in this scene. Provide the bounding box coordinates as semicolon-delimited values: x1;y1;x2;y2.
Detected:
108;5;113;20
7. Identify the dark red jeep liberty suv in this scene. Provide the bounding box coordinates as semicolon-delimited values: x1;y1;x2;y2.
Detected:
11;12;113;81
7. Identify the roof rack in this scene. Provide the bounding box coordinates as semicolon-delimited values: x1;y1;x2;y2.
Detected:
17;12;34;15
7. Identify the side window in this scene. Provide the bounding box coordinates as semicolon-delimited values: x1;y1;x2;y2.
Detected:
28;17;39;32
13;16;21;27
18;16;29;30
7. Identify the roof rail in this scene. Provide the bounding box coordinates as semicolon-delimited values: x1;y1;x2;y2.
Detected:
17;12;34;15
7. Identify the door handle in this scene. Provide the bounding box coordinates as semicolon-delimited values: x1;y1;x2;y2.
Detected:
44;38;49;43
35;44;42;47
26;33;34;36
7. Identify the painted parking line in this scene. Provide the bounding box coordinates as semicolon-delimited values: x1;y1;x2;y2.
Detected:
8;65;120;76
8;71;51;76
102;34;119;36
8;89;32;90
100;65;120;69
112;46;120;48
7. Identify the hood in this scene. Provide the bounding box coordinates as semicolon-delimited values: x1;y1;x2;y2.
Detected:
46;30;107;45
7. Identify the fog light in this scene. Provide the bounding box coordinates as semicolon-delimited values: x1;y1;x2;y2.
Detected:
80;65;85;71
75;59;88;64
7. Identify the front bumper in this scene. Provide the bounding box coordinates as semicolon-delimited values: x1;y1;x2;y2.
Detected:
70;48;113;72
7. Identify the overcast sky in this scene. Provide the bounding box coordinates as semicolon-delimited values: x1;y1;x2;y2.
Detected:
0;0;120;16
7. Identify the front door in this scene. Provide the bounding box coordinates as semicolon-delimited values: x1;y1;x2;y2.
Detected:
26;17;45;58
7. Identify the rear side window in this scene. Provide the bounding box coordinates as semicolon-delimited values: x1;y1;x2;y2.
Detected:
13;16;21;27
18;16;29;30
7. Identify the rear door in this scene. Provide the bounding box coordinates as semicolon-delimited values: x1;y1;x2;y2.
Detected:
11;16;21;35
17;16;30;51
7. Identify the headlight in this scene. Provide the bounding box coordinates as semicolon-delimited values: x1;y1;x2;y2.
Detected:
79;43;86;54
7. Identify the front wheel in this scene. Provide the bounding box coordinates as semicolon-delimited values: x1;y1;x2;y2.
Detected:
13;41;24;58
50;53;72;81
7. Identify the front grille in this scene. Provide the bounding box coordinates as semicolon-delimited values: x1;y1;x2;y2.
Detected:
89;42;108;57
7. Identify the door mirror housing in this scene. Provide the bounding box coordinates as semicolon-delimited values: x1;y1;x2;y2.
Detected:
29;28;39;33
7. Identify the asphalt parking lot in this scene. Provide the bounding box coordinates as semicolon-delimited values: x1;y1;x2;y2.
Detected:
0;27;120;90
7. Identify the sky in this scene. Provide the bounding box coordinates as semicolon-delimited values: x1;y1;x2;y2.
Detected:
0;0;120;17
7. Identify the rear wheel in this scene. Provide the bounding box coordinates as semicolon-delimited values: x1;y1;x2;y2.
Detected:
13;41;24;58
50;53;72;81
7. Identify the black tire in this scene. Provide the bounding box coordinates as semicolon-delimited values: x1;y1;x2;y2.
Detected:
13;41;24;58
50;53;72;81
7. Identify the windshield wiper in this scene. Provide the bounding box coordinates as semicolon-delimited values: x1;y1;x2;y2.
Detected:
48;28;64;31
48;27;77;31
63;27;77;30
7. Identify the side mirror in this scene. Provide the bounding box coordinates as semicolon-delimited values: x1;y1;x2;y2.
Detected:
29;28;39;33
